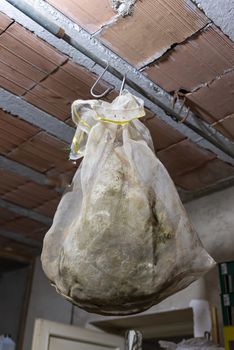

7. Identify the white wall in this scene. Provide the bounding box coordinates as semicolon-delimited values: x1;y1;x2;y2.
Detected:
185;186;234;263
0;267;28;345
23;186;234;349
184;186;234;342
22;259;72;350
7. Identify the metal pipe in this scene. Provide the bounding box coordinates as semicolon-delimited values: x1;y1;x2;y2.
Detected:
6;0;234;158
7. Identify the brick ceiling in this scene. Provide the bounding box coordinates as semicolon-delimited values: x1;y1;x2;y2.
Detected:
0;1;233;261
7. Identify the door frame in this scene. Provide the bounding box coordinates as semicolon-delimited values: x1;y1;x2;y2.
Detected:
31;318;125;350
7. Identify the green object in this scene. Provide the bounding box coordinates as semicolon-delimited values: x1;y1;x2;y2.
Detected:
219;262;234;326
219;262;234;293
220;293;234;326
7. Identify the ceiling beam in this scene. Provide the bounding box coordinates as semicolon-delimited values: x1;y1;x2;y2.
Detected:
0;229;42;248
2;0;234;165
1;86;233;166
178;176;234;203
0;199;52;226
0;156;62;193
0;88;74;144
0;156;46;186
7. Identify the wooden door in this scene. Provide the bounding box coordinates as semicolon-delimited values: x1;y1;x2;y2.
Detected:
31;319;124;350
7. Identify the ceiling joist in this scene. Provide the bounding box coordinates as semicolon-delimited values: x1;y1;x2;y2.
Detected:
1;0;234;164
0;88;74;144
0;156;63;193
0;156;47;186
0;198;52;226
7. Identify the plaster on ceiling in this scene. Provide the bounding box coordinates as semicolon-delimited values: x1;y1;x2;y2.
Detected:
191;0;234;41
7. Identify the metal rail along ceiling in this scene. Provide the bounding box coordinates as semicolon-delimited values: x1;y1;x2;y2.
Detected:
5;0;234;159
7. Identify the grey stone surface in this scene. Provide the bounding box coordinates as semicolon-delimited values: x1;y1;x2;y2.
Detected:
191;0;234;41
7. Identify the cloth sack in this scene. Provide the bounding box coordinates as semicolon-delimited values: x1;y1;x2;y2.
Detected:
41;90;215;315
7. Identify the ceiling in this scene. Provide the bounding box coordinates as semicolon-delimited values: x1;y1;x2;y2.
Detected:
0;0;233;263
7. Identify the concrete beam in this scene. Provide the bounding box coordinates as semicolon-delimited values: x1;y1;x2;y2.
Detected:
0;199;52;226
0;88;74;144
0;229;42;248
179;176;234;203
191;0;234;41
0;156;46;186
0;156;63;193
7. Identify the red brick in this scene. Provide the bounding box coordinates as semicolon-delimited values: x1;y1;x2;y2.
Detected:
157;139;216;177
98;0;208;68
174;159;234;190
144;25;234;93
186;70;234;123
0;12;13;34
47;0;115;33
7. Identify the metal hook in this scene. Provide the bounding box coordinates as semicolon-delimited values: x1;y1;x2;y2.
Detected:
119;73;126;96
179;107;190;124
172;90;190;124
90;62;113;98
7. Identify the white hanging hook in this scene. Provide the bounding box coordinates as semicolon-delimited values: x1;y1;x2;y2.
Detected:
90;62;113;98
